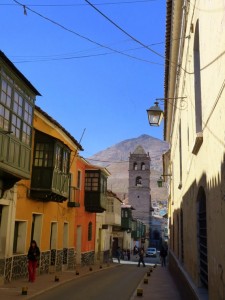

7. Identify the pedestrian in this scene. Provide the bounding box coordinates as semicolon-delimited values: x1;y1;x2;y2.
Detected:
133;245;138;255
127;249;131;261
27;240;40;282
116;246;121;263
160;245;167;267
137;247;146;267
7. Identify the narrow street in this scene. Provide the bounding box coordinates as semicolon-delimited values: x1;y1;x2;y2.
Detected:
32;265;147;300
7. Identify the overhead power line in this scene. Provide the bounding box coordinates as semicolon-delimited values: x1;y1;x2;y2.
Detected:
13;0;163;65
2;0;158;6
85;0;192;74
85;0;165;59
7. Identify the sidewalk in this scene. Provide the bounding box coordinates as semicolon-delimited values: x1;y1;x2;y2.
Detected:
131;264;182;300
0;263;117;300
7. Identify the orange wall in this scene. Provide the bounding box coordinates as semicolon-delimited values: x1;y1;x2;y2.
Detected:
73;157;96;253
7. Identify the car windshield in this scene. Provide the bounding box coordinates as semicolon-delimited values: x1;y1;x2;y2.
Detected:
148;248;156;251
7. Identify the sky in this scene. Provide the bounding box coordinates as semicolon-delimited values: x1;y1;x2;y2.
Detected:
0;0;166;157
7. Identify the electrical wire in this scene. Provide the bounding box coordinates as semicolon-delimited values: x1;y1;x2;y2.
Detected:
3;0;158;6
86;153;165;164
85;0;193;75
9;36;186;64
12;0;164;65
85;0;165;59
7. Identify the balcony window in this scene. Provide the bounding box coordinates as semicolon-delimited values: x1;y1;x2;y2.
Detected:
85;172;99;191
84;170;107;212
62;150;69;173
0;76;34;146
0;104;10;130
34;143;53;167
30;131;71;201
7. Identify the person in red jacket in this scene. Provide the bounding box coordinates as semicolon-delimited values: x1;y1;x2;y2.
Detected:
27;240;40;282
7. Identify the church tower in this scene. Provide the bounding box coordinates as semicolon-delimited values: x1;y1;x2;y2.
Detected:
128;145;151;221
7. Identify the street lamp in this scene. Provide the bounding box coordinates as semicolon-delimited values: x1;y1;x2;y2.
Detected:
146;102;164;127
147;97;187;127
157;174;172;188
157;176;163;188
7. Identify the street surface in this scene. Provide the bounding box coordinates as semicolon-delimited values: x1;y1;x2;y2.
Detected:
32;264;148;300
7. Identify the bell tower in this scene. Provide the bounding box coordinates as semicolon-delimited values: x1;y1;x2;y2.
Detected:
128;145;151;221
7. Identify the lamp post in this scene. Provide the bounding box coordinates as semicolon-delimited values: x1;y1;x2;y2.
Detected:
146;102;164;126
147;97;187;127
157;176;163;188
157;174;172;188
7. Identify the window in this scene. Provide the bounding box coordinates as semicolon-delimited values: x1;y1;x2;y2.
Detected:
178;120;182;188
0;75;34;145
13;221;27;254
55;145;62;170
0;104;10;130
34;143;53;167
141;163;145;170
197;187;208;288
107;199;114;213
22;101;33;144
63;223;69;265
13;92;23;116
1;79;12;108
50;222;57;266
31;214;42;246
100;175;107;193
133;163;137;170
11;113;21;139
77;170;81;189
85;172;99;191
136;176;142;186
62;149;69;173
194;20;203;133
88;222;92;241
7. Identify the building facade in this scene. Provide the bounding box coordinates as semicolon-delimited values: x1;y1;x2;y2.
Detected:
0;51;40;282
128;145;151;222
95;190;122;264
164;1;225;299
10;106;83;280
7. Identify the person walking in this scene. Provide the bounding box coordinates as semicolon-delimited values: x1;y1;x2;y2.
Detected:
27;240;40;282
160;245;168;267
137;247;146;267
127;249;131;261
116;246;121;263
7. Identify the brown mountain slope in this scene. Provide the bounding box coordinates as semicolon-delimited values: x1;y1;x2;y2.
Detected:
88;134;169;203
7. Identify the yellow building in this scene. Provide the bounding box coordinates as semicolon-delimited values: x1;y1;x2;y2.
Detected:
0;51;40;282
13;106;83;279
163;1;225;299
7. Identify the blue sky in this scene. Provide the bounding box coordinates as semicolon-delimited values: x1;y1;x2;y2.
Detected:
1;0;165;157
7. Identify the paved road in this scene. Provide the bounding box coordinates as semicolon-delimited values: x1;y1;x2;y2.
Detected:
32;265;147;300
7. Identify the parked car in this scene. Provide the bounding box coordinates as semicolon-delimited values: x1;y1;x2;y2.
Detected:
146;247;157;257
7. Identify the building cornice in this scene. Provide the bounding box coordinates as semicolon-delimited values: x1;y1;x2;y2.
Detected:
164;0;183;142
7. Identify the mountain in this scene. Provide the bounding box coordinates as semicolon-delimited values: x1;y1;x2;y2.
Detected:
88;134;169;204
